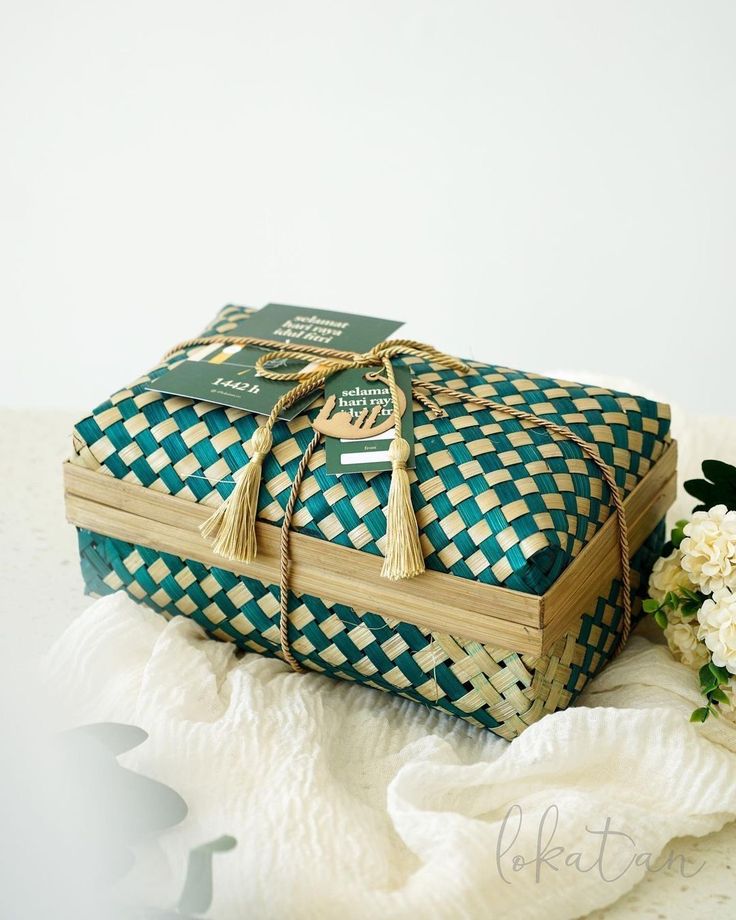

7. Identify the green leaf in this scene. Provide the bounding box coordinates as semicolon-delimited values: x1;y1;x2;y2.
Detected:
642;598;660;614
709;662;731;684
682;588;703;603
671;519;688;548
710;687;730;706
683;479;717;502
690;707;710;723
654;610;668;630
702;459;736;483
699;664;718;692
684;459;736;513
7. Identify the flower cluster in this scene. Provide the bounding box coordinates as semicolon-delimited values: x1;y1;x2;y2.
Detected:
680;505;736;595
647;492;736;723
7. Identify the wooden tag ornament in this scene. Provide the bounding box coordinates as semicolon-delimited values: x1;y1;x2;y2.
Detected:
311;373;407;440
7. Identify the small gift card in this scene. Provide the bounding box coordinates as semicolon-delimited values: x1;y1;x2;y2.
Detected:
232;303;404;353
149;305;404;420
319;367;415;475
147;342;316;420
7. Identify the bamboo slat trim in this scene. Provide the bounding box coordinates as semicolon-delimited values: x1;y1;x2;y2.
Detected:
64;440;676;654
64;490;543;652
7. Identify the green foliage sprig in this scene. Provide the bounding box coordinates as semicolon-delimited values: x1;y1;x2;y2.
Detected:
646;511;734;724
642;587;704;629
647;592;730;722
684;460;736;512
691;662;732;723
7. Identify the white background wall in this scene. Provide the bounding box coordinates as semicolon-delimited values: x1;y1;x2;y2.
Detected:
2;1;734;414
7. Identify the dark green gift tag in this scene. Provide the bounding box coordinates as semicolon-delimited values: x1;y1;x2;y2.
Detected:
148;343;317;420
320;367;415;474
234;303;403;353
149;305;405;419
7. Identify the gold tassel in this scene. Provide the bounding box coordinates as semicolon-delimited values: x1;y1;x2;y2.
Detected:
381;435;425;580
200;425;273;563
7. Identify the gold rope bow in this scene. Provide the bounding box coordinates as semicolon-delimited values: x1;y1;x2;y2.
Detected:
163;332;633;666
164;335;469;581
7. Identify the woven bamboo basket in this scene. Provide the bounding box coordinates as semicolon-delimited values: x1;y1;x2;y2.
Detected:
65;305;675;740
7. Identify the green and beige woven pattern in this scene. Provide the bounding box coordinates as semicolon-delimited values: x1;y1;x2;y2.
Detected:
78;522;663;740
71;305;672;739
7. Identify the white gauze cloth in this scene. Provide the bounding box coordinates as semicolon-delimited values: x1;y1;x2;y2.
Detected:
44;590;736;920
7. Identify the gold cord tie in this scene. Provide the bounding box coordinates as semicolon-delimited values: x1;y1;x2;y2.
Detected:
164;334;469;580
163;333;632;671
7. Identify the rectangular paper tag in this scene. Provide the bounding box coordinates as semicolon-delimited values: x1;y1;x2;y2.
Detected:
232;303;404;353
148;305;404;419
148;343;317;420
323;367;415;475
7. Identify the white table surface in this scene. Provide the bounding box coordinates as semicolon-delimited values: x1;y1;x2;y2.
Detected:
3;406;735;920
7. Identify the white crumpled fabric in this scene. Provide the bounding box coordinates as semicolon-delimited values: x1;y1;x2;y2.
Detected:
42;383;736;919
45;590;736;920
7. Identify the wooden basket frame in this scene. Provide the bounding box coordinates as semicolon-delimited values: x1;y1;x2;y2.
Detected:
64;441;676;654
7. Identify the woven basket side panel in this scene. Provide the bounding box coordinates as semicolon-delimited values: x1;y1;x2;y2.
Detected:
71;304;671;597
76;520;665;740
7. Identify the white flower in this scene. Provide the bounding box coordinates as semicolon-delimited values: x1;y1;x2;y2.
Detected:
681;504;736;595
697;589;736;674
648;549;710;670
648;549;692;605
663;621;710;671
